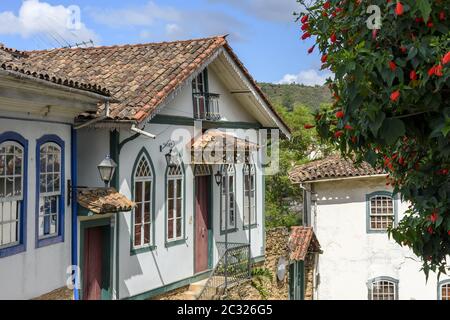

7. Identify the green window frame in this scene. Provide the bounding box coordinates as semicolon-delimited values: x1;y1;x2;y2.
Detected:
367;276;399;300
243;164;257;229
289;260;305;300
130;148;156;255
366;191;398;233
220;164;237;234
165;159;186;247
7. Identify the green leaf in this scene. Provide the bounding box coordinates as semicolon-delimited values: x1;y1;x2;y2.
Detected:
380;118;406;144
369;112;386;137
416;0;432;22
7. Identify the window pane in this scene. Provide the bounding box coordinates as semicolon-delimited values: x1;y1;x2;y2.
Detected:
144;224;150;244
168;199;174;219
176;218;182;238
6;155;13;175
168;220;174;239
5;177;13;197
135;204;142;224
40;174;46;193
176;199;182;218
135;182;142;203
144;181;151;201
144;203;151;223
176;179;182;198
134;225;141;246
168;180;174;198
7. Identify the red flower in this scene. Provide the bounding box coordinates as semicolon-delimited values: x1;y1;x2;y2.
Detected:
443;52;450;65
429;210;439;223
372;29;378;40
427;21;433;28
334;131;344;138
330;33;337;43
344;124;353;130
427;226;434;235
351;136;357;144
301;23;309;31
428;65;436;76
301;32;311;40
398;157;406;166
438;168;449;175
304;124;315;129
395;2;404;16
321;54;328;63
435;64;443;77
415;17;424;23
389;61;397;71
390;90;400;102
301;15;309;24
323;1;331;10
410;70;417;81
448;230;450;236
439;11;446;21
335;110;344;118
400;46;407;54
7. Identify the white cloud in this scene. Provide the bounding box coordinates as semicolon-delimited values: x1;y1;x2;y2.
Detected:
278;69;332;86
88;1;180;28
0;0;98;47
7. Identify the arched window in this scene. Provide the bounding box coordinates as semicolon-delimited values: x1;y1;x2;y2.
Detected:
368;277;399;300
166;162;184;244
0;141;24;249
37;140;63;242
220;164;236;233
366;192;396;232
438;280;450;300
243;164;256;228
132;151;154;250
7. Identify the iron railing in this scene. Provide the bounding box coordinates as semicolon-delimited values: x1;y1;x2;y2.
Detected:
197;242;251;300
193;92;221;121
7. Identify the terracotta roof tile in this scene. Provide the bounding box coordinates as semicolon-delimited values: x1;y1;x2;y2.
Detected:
10;36;289;132
77;187;135;214
289;226;321;261
289;155;385;184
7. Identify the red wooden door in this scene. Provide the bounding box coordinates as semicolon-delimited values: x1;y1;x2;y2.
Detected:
195;176;209;273
83;227;103;300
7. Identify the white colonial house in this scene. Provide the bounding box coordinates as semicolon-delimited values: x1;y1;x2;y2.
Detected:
0;45;111;299
289;155;450;300
0;36;290;300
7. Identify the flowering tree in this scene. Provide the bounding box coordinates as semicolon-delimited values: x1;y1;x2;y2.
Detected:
297;0;450;276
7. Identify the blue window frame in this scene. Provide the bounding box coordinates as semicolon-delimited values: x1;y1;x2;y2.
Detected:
438;279;450;300
366;191;398;233
0;132;28;258
36;135;65;248
367;276;399;300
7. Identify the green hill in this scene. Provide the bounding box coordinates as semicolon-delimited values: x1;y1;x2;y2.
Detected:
258;82;331;111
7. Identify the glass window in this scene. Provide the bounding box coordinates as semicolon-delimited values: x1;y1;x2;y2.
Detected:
243;164;256;227
192;70;207;119
439;281;450;300
166;163;184;242
369;278;398;300
369;195;394;231
133;154;153;249
221;164;236;232
38;143;61;239
0;142;23;249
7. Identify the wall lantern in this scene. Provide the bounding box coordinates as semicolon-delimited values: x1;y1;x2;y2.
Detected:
160;140;177;168
97;155;117;187
214;170;223;186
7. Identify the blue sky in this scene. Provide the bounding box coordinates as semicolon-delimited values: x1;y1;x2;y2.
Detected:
0;0;330;84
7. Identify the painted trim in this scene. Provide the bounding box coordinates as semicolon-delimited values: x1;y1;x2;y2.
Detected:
0;115;73;126
70;127;80;300
164;159;187;248
242;164;257;230
262;173;266;254
0;132;28;258
437;279;450;300
35;134;65;248
110;130;120;189
79;218;113;300
366;191;398;234
219;164;238;235
130;147;156;256
367;276;399;300
149;114;262;130
126;270;211;300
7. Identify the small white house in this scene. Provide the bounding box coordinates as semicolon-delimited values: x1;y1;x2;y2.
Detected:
0;46;111;299
289;155;450;300
12;36;290;300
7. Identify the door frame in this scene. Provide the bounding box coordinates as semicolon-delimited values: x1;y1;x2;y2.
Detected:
289;260;305;300
193;174;214;274
80;218;114;300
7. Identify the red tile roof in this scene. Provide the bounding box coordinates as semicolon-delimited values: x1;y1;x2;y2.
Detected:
77;187;135;214
289;155;385;184
0;45;111;97
10;36;289;130
289;226;321;261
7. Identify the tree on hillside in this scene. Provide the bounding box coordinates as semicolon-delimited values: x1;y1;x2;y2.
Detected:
297;0;449;275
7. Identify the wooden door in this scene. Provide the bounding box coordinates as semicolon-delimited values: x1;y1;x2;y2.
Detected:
83;227;103;300
195;176;209;273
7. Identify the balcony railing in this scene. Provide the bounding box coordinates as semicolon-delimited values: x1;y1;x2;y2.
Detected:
193;92;221;121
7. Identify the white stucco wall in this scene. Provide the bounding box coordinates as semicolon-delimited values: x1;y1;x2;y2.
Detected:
0;118;72;300
311;177;449;300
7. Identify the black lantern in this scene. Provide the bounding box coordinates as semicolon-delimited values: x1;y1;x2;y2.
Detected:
214;170;223;186
97;155;117;187
164;149;178;168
